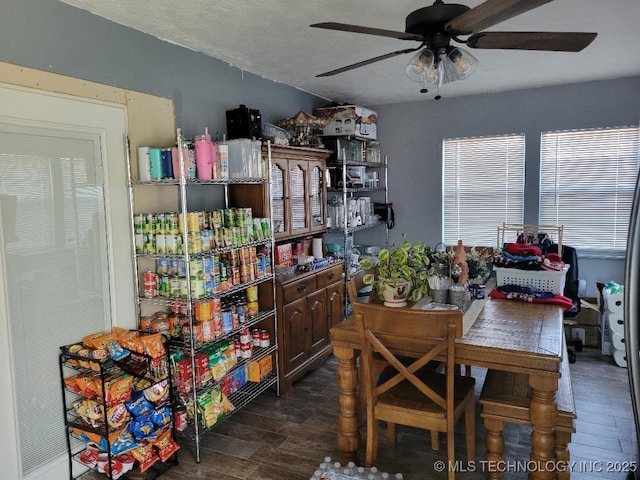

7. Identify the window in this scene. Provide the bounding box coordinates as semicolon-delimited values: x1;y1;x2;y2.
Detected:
539;127;640;256
443;134;525;246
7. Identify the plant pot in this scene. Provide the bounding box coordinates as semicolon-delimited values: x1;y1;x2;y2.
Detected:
380;279;412;308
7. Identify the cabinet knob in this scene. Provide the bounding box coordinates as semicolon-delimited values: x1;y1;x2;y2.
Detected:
328;273;335;280
297;284;306;293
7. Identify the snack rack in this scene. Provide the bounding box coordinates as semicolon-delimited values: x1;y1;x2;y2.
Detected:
59;339;178;480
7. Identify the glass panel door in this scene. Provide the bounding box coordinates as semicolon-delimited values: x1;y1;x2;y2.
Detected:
289;161;307;233
310;162;325;230
270;160;287;235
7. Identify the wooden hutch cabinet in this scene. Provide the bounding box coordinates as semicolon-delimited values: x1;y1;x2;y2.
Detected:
264;144;344;395
276;261;343;395
269;145;330;241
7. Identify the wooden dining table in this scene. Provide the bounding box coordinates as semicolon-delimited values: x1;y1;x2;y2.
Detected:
330;284;565;480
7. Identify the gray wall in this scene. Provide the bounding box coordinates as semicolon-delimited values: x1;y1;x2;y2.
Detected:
372;77;640;297
0;0;326;138
3;0;638;296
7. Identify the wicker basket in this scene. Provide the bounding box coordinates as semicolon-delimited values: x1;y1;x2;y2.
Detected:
494;265;569;295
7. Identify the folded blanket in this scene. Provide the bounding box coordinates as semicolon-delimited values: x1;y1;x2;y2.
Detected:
489;287;574;310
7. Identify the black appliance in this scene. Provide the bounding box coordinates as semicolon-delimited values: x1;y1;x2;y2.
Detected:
226;104;262;139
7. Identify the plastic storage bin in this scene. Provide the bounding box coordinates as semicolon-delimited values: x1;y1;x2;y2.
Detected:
494;265;569;295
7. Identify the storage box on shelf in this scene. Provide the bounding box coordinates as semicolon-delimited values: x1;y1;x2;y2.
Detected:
128;129;279;463
315;105;378;140
59;331;178;480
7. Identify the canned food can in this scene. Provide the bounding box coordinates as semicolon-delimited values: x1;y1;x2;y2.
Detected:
187;212;200;233
134;233;144;254
169;275;181;298
154;212;165;235
190;277;205;299
159;274;170;296
167;212;180;235
143;280;156;298
240;342;252;359
224;208;236;228
210;209;223;229
133;214;145;234
259;329;270;348
143;271;156;283
232;266;241;286
155;234;166;255
221;309;233;334
143;233;156;254
261;218;271;238
165;234;178;255
188;232;202;254
252;218;264;240
474;284;486;299
144;213;157;234
239;327;251;344
195;299;212;321
252;329;261;347
189;258;203;276
179;277;189;298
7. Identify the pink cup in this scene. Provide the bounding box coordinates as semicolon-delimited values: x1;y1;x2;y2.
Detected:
195;135;213;180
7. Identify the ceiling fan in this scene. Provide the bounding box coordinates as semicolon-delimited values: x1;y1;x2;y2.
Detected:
311;0;597;92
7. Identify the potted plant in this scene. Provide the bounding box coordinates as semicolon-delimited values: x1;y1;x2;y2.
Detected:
358;237;431;307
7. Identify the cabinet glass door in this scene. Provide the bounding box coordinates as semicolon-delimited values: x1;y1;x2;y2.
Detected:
289;161;308;233
271;161;287;235
309;161;325;232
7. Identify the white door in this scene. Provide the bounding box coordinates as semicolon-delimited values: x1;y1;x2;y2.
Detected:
0;84;134;480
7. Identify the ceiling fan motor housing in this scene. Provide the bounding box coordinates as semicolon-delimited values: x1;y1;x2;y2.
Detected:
406;2;470;49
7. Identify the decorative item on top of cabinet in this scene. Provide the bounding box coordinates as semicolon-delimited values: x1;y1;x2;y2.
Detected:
268;144;331;241
127;129;279;463
275;260;344;395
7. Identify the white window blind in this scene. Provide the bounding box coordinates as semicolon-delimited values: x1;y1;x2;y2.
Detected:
539;126;640;255
443;134;525;246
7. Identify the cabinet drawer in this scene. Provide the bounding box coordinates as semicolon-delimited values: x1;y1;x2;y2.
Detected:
283;276;318;303
317;264;343;289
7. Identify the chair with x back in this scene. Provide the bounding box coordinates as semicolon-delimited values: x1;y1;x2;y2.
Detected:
354;301;476;479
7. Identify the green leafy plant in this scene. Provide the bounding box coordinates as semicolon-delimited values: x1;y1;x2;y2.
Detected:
358;237;432;303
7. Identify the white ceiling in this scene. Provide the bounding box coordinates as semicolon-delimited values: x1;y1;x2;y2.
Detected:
58;0;640;105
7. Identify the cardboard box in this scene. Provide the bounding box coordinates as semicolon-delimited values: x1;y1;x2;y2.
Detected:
315;105;378;140
247;355;273;382
575;298;600;326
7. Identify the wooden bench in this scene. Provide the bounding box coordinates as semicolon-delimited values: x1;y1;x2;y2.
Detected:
479;343;576;480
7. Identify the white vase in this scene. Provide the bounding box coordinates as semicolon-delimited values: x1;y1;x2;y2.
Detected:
380;279;412;308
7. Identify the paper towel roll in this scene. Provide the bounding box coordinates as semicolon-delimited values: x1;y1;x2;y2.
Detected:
611;331;626;351
312;238;323;260
608;313;625;335
604;289;624;314
613;349;627;368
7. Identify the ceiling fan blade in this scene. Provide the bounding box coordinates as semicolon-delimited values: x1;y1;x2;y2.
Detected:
310;22;423;41
467;31;597;52
316;48;420;77
446;0;554;35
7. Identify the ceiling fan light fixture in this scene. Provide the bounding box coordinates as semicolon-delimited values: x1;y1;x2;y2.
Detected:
447;46;479;80
404;48;435;83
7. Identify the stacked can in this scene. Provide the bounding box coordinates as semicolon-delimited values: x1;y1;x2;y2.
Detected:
237;326;253;359
246;285;259;317
143;271;157;298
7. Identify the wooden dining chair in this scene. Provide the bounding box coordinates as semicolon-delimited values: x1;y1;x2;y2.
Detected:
354;302;476;479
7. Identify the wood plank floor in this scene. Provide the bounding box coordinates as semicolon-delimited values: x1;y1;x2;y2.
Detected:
162;347;637;480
